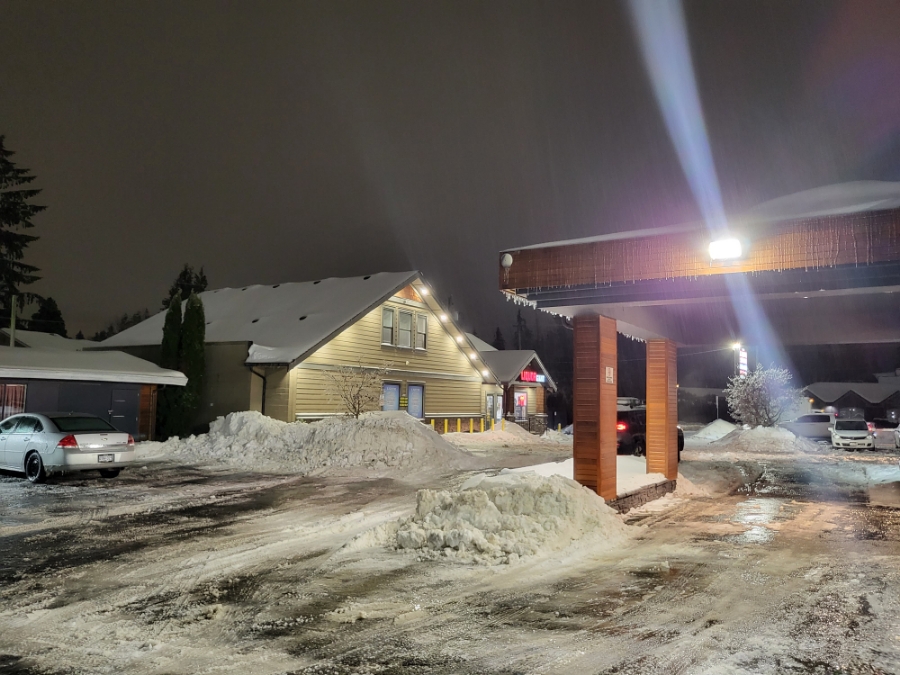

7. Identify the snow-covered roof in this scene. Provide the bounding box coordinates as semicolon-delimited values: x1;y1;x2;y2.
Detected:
804;382;900;405
1;328;95;351
465;333;497;352
479;350;556;390
503;181;900;252
0;347;187;386
96;272;434;367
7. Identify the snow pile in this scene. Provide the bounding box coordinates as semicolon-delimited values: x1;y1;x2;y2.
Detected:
152;410;477;476
504;455;668;495
692;419;737;442
708;426;819;455
394;473;632;565
540;428;573;444
444;421;564;449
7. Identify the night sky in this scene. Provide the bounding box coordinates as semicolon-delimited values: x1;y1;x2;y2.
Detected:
2;0;900;350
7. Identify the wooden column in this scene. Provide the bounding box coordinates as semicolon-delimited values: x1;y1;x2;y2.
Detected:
646;339;678;480
573;315;618;501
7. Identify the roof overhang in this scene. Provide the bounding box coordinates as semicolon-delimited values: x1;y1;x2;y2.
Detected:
500;207;900;346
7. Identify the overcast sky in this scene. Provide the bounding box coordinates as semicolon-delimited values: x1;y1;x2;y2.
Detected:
2;0;899;338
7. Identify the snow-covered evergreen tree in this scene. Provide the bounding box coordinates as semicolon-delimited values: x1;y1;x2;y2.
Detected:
725;365;803;427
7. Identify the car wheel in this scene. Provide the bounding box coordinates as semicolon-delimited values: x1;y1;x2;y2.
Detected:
633;440;645;457
25;452;46;484
99;469;120;479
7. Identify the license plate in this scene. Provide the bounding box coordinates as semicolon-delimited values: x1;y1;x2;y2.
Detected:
98;454;115;463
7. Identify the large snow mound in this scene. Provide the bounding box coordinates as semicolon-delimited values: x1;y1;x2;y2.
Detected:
692;419;738;442
444;421;567;449
709;426;819;454
153;411;477;477
394;473;632;565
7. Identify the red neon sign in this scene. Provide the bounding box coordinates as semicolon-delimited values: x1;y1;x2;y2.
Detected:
520;370;538;382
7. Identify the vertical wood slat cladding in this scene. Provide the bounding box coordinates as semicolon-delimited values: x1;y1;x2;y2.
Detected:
572;315;617;500
138;384;157;441
500;210;900;291
646;339;678;480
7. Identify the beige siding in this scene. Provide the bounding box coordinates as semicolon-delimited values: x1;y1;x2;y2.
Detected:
294;295;488;418
115;342;254;430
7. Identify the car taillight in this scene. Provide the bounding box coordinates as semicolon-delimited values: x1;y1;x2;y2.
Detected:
616;422;627;432
867;422;874;432
127;434;135;447
57;435;78;449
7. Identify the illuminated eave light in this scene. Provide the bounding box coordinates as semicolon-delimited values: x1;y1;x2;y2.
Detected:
469;352;477;360
439;314;448;322
709;237;743;261
481;369;489;377
419;286;429;296
455;335;463;343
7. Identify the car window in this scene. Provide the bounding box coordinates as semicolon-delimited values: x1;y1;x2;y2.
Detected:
0;418;19;433
794;415;813;424
11;417;36;434
812;415;831;423
835;420;868;431
33;420;43;433
50;416;118;433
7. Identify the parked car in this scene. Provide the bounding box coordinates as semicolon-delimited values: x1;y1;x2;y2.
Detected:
894;426;900;450
0;413;135;483
780;412;836;440
871;418;899;445
831;418;874;451
616;407;684;459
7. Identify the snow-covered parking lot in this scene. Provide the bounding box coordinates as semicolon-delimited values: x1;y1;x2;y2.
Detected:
1;414;900;674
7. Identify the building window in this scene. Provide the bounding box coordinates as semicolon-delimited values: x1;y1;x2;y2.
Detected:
416;314;427;350
398;311;413;348
0;384;26;417
382;308;394;345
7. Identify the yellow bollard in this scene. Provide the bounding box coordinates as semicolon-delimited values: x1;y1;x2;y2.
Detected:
430;419;435;430
456;418;461;433
491;419;495;431
557;423;561;432
480;418;484;433
502;419;506;431
443;419;448;434
469;418;473;433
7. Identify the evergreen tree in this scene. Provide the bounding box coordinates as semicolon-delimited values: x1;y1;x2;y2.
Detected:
162;264;207;309
0;136;44;318
91;308;150;341
178;293;206;436
491;327;506;350
157;291;183;438
29;296;67;337
75;330;84;340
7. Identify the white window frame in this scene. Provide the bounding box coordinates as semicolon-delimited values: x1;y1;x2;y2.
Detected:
415;314;427;350
382;308;394;345
398;310;413;349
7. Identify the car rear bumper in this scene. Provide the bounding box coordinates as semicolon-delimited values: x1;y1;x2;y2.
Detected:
46;448;136;471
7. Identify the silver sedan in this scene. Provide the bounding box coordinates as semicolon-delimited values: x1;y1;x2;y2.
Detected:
0;413;135;483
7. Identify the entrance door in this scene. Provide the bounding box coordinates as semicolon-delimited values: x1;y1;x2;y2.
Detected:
110;389;139;435
382;383;401;411
486;395;494;423
407;384;424;419
514;391;528;422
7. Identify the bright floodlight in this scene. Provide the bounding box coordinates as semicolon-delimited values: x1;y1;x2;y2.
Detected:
732;342;742;350
709;238;742;260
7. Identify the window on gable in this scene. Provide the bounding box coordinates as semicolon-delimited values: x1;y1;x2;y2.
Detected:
382;308;394;345
416;314;427;349
398;311;413;348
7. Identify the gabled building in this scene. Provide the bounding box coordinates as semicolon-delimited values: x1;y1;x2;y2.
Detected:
804;382;900;421
466;333;556;433
1;328;96;351
94;272;500;431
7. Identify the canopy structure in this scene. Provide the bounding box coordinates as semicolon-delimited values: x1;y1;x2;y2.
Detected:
499;182;900;499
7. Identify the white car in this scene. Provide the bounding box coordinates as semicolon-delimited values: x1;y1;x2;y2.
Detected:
895;427;900;450
831;419;874;451
0;413;135;483
781;412;836;440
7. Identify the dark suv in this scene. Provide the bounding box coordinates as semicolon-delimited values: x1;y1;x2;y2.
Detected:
616;407;684;459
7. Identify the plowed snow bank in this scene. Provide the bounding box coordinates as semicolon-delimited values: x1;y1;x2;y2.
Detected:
707;426;819;454
394;474;632;565
143;411;477;477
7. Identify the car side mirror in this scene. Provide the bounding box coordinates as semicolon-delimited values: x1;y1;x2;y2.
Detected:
828;427;834;432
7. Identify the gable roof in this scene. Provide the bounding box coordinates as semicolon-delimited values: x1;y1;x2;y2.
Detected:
465;333;497;352
804;382;900;405
478;350;556;390
97;272;420;366
1;328;96;351
0;347;186;386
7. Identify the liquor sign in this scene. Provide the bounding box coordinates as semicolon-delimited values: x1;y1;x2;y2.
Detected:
520;370;538;382
535;374;546;383
739;348;748;378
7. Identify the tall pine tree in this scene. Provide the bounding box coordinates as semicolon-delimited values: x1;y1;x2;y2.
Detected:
0;136;44;319
162;264;207;309
178;293;206;436
157;291;183;438
29;296;67;337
